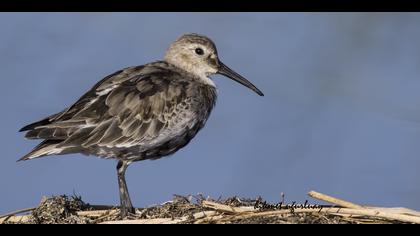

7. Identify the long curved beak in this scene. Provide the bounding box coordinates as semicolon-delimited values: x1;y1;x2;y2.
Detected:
217;62;264;96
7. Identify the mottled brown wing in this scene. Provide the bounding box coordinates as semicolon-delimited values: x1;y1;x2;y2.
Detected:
20;68;130;135
20;64;192;159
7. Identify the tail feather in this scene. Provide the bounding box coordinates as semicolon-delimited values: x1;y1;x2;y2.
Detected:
19;111;64;132
18;140;62;162
19;118;52;132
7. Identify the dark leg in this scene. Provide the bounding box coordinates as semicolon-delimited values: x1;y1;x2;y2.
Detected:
116;160;135;217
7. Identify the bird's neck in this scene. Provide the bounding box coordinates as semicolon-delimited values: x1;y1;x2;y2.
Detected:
163;60;217;88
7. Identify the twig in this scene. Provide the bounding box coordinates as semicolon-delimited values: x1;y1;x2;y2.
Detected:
90;210;121;224
214;207;420;224
201;197;420;224
85;205;118;211
201;200;256;214
0;207;36;219
191;210;218;219
308;191;364;209
193;215;226;224
329;208;420;224
101;217;186;224
99;210;218;224
368;207;420;217
0;215;31;224
76;209;119;217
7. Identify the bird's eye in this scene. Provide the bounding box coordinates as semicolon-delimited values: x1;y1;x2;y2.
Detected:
195;48;204;55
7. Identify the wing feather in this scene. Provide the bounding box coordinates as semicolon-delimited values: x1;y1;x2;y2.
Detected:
19;62;211;160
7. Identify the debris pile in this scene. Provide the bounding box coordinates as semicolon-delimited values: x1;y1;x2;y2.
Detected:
1;191;419;224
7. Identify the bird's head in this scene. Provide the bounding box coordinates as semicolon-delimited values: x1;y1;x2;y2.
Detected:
165;33;264;96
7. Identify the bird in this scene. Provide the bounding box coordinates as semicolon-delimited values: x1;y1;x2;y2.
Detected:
19;33;264;218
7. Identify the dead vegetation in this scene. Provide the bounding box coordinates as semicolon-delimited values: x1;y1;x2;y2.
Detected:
1;191;420;224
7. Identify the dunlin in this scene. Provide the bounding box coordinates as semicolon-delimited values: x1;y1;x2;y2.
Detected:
19;33;264;217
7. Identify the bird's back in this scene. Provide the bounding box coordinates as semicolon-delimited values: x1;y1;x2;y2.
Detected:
19;61;217;162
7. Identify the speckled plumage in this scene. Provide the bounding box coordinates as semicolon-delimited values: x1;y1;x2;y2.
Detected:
20;62;216;162
19;33;263;217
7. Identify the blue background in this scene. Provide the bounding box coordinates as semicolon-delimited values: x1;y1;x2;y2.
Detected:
1;13;420;213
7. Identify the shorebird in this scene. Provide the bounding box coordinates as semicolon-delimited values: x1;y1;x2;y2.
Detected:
19;33;264;217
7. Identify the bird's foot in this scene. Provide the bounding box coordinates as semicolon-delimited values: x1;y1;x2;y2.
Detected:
120;206;136;219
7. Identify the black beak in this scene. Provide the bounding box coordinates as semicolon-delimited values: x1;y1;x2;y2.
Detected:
217;62;264;96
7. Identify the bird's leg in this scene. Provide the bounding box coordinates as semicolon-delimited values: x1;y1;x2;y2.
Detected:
116;160;135;218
